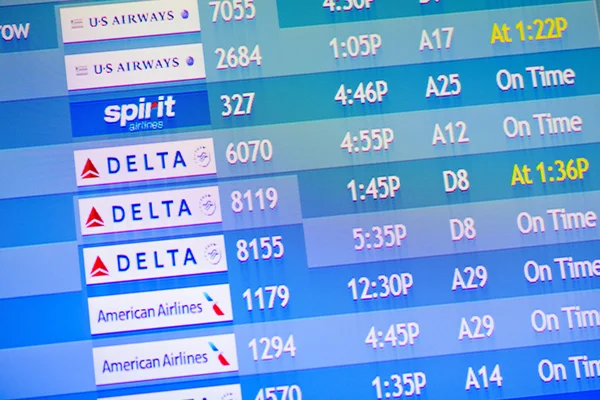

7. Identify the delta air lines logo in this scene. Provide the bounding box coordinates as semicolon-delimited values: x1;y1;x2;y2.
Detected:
79;186;222;236
81;159;100;179
83;236;228;285
74;139;216;187
90;257;109;277
86;207;104;228
94;385;242;400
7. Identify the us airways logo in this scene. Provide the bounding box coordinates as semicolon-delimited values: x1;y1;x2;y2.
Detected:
87;10;180;28
1;23;30;42
79;186;222;236
60;0;200;44
81;56;187;76
65;44;206;91
83;236;228;285
104;95;175;132
74;139;216;187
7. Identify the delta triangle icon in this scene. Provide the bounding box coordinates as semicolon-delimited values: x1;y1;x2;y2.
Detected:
81;159;100;179
90;256;109;278
86;207;104;228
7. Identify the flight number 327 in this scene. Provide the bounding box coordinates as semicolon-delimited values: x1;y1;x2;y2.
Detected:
221;92;255;117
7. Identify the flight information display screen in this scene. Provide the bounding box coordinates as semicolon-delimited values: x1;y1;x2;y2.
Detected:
1;0;600;399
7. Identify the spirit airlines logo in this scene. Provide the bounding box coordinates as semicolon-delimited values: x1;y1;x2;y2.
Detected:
75;139;216;187
60;0;200;44
93;334;238;385
83;235;228;285
88;285;233;335
65;44;206;91
78;186;221;236
69;90;210;138
1;23;30;42
104;95;176;131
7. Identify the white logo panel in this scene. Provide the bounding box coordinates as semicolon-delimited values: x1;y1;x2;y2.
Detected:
75;138;216;187
65;44;206;91
89;284;233;334
60;0;201;44
78;186;222;236
93;334;238;385
83;235;227;285
99;384;242;400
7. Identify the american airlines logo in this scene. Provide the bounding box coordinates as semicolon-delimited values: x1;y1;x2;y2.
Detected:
75;139;215;186
83;235;228;285
1;23;30;42
78;186;222;236
92;335;239;385
88;285;233;335
60;0;200;44
65;44;206;91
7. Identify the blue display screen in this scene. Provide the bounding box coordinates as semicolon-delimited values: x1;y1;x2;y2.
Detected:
1;0;600;399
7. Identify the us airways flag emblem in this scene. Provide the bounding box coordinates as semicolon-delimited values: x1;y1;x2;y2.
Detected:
86;207;104;228
81;159;100;179
90;256;109;277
